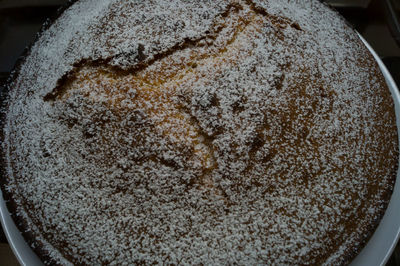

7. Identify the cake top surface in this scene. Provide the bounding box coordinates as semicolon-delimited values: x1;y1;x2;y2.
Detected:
2;0;398;265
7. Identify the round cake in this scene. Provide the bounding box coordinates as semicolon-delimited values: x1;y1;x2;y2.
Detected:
1;0;398;265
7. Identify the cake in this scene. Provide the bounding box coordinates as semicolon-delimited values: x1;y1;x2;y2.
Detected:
1;0;398;265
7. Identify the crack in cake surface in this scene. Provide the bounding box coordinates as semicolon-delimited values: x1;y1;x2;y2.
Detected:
43;2;280;193
44;0;301;101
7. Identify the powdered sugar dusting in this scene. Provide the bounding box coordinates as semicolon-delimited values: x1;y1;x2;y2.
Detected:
2;0;398;265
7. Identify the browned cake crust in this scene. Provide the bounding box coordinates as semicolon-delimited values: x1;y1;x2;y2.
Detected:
1;0;398;265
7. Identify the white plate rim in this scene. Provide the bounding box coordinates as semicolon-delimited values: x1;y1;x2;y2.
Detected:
350;34;400;266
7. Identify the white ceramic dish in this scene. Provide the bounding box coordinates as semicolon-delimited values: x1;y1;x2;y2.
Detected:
350;35;400;266
0;35;399;266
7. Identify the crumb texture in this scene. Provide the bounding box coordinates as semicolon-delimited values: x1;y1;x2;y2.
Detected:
2;0;398;265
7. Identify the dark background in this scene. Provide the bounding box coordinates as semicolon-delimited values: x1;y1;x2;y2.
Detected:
0;0;400;265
